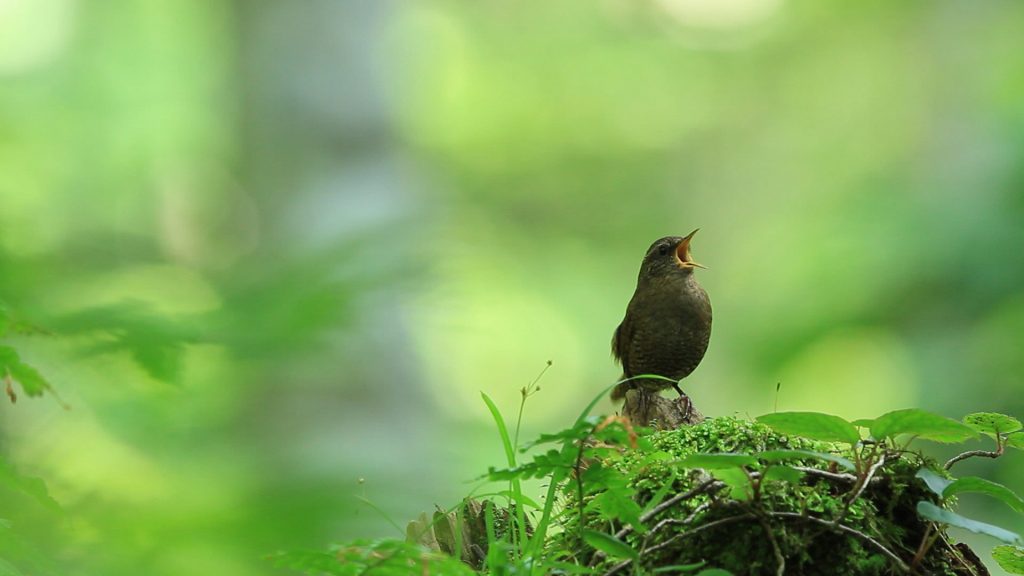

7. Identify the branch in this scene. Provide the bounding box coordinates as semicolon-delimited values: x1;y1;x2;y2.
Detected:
754;512;785;576
601;514;755;576
944;434;1004;470
639;479;723;524
620;388;704;430
768;512;910;573
834;453;886;526
592;479;724;565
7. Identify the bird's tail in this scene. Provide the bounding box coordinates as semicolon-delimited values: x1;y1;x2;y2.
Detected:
610;378;632;402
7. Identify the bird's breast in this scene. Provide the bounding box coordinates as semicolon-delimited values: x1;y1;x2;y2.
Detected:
623;279;712;380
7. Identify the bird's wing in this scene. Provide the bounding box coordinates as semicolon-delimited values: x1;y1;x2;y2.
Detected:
611;321;627;368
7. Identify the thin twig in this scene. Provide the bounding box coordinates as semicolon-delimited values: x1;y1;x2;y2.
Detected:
601;514;755;576
641;514;756;557
944;434;1004;470
753;512;785;576
639;479;722;524
834;453;886;527
789;466;859;484
681;501;713;524
910;523;940;572
769;512;910;573
591;479;725;565
937;530;982;576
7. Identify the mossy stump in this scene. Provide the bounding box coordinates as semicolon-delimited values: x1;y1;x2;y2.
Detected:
549;417;988;576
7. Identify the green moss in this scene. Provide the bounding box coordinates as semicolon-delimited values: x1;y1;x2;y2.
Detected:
548;417;974;576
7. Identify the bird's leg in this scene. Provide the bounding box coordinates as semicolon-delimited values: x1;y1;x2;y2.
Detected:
673;383;684;396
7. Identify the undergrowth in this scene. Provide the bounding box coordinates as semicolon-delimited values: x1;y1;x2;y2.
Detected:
272;375;1024;576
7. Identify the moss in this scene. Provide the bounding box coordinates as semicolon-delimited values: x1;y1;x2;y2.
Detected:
548;416;979;576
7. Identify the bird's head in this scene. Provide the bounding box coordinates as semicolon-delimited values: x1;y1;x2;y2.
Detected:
638;230;706;280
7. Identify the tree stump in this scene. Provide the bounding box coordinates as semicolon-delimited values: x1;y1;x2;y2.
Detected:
620;387;704;429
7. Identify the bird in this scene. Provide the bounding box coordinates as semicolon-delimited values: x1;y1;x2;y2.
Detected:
610;230;712;401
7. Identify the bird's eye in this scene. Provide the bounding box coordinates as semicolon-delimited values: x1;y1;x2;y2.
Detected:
658;244;669;256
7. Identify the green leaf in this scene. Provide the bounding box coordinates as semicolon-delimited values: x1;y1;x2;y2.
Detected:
756;412;860;445
6;361;49;398
712;468;752;501
642;469;678;516
944;477;1024;513
652;562;706;573
1008;433;1024;451
0;456;61;513
473;490;542;510
992;545;1024;574
762;465;804;485
592;489;644;533
0;346;53;398
52;303;195;384
479;392;529;549
695;570;734;576
582;530;638;560
756;449;855;471
963;413;1023;437
678;453;758;469
916;501;1022;544
871;409;978;444
522;419;599;450
851;418;874;428
481;393;516;469
915;468;953;497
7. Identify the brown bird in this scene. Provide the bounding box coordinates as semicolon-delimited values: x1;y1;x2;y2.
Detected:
611;231;712;401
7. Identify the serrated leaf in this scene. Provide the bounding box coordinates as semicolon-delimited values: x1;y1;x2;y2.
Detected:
916;501;1022;544
584;463;644;530
963;413;1023;437
756;449;855;471
591;486;644;531
6;361;49;397
521;419;599;450
871;409;978;444
944;476;1024;513
915;468;954;497
583;530;638;560
0;346;53;398
678;453;758;469
762;465;804;485
992;545;1024;574
756;412;860;445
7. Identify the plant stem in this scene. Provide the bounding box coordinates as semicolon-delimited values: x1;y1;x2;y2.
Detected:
944;433;1004;470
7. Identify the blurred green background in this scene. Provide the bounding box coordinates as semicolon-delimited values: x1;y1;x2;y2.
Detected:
2;0;1023;574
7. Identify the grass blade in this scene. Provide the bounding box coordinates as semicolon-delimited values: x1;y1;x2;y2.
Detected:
480;392;529;555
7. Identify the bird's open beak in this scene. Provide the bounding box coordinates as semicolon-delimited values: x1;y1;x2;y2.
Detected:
676;229;707;269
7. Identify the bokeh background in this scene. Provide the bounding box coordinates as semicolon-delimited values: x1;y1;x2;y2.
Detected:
2;0;1024;574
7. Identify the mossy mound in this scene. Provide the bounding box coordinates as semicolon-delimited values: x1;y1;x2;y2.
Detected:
548;417;985;576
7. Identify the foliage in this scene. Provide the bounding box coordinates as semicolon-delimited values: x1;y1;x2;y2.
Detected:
993;545;1024;574
270;541;476;576
276;399;1024;575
